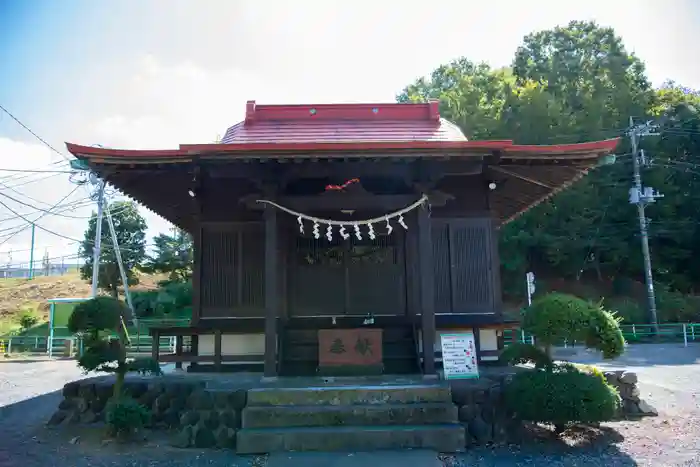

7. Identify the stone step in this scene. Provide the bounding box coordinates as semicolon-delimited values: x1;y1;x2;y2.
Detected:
246;384;451;406
236;424;465;454
241;402;458;428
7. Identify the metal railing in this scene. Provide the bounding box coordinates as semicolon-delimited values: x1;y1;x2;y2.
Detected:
503;322;700;347
0;318;190;358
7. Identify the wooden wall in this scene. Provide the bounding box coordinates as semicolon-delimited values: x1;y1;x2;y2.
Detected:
195;173;501;322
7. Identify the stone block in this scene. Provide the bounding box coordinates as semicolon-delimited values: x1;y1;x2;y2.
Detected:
241;403;458;429
246;384;452;407
58;398;74;410
467;415;492;444
236;424;465;454
188;390;215;410
62;382;81;398
620;371;638;385
200;410;220;430
214;426;237;449
180;410;200;427
172;425;193;448
637;400;658;416
47;410;68;426
227;390;247;409
193;424;217;448
218;409;239;429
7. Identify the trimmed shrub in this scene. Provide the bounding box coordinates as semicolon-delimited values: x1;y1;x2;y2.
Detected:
522;292;591;349
584;304;625;359
500;342;553;370
105;396;150;437
504;364;621;431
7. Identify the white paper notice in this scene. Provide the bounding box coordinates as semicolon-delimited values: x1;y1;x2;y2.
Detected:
440;332;479;380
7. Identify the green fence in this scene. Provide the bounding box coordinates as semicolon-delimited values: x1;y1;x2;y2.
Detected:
504;322;700;347
1;317;190;358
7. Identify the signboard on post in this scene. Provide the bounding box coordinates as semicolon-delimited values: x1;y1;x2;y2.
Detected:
440;332;479;380
525;272;536;306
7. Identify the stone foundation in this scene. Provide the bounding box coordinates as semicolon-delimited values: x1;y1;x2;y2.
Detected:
48;377;246;448
603;370;658;417
46;369;657;452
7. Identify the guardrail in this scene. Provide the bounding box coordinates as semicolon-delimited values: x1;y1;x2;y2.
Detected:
503;322;700;347
0;335;178;358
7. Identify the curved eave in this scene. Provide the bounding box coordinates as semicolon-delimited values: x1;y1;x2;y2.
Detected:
65;138;620;163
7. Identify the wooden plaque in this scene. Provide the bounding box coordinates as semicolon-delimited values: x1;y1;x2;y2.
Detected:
318;328;383;367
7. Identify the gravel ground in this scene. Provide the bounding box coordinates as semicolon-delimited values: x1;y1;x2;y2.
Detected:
0;344;698;467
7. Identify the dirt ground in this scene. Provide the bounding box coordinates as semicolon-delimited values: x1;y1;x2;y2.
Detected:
0;343;698;466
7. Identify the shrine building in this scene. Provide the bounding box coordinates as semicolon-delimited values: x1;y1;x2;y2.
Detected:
66;100;619;378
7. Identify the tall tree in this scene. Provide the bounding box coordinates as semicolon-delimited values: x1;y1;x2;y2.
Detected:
144;227;193;282
80;201;147;297
396;21;700;305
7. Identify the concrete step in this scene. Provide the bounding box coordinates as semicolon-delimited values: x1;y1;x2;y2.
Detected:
236;424;465;454
246;384;451;406
241;402;458;428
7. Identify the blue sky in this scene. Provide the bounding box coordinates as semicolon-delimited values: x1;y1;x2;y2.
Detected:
0;0;698;264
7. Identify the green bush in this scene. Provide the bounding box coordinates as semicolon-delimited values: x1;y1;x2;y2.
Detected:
18;311;39;330
584;305;625;359
68;297;162;399
67;297;128;335
500;342;553;370
105;396;150;437
131;280;192;319
523;292;591;348
609;298;645;324
655;286;700;323
521;292;626;360
504;364;621;431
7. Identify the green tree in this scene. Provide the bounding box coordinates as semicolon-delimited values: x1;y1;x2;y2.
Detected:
80;201;147;298
143;227;193;282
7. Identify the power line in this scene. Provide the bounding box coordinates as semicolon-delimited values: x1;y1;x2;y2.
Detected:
0;184;82;248
0;103;70;160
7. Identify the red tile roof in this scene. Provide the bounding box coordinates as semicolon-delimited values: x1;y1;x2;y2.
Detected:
64;100;620;161
221;100;467;144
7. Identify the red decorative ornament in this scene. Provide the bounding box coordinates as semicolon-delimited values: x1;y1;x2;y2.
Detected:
325;178;360;192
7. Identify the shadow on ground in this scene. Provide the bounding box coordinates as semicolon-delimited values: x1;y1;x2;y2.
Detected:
444;424;638;466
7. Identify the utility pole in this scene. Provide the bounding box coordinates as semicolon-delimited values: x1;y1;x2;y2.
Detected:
91;180;106;297
105;203;135;325
628;117;663;334
28;223;35;279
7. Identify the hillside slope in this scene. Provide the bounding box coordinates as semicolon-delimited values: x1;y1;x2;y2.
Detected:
0;273;164;334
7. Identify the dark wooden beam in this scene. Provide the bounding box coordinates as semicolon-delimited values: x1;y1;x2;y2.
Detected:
417;207;436;376
205;159;482;181
242;193;427;212
489;166;554;189
263;190;279;378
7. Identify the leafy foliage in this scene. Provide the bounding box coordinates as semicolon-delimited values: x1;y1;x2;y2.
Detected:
80;201;147;298
522;293;591;347
68;296;128;336
131;280;192;319
105;396;150;437
520;292;625;359
398;20;700;319
68;297;161;399
500;342;553;370
18;311;38;330
585;304;626;359
504;364;621;430
143;228;193;282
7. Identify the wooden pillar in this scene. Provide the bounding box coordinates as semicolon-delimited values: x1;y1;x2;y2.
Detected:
151;330;160;362
214;330;222;372
175;335;183;370
264;203;279;377
190;165;203;369
417;206;436;375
